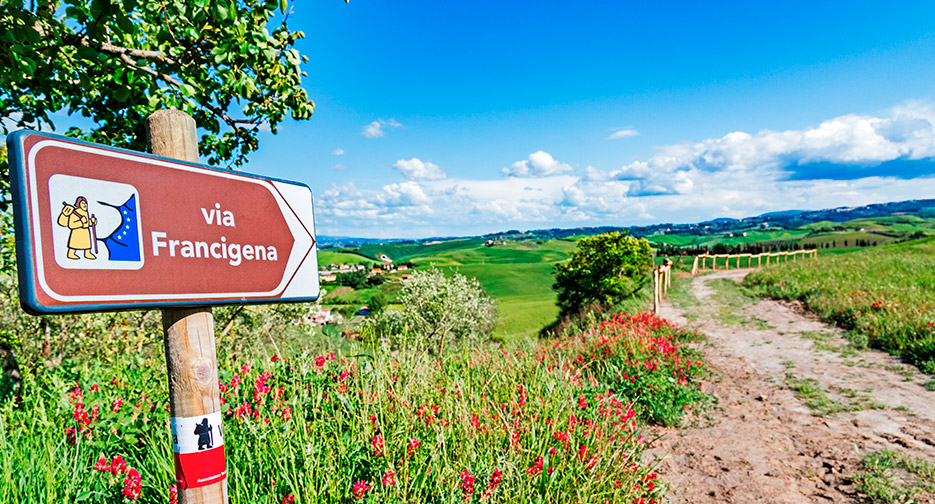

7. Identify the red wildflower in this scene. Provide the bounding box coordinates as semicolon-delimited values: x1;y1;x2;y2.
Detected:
281;494;295;504
487;468;502;491
68;386;83;403
382;470;396;486
110;455;128;475
526;456;544;476
92;453;109;472
315;356;326;368
122;466;142;501
351;480;370;500
112;397;124;413
169;484;178;504
407;437;420;457
371;434;385;457
459;470;475;499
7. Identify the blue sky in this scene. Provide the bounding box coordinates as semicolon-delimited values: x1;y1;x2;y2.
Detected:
41;1;935;238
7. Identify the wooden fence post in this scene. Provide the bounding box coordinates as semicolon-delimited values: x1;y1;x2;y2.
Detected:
691;255;698;276
147;110;229;504
652;268;659;314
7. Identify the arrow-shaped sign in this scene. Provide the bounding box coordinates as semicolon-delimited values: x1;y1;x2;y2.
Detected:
7;130;320;314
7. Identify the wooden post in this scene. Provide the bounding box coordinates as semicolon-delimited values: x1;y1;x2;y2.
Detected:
691;255;698;275
652;268;659;313
147;110;229;504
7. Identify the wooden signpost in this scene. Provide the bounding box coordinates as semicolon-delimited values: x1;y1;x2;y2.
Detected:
7;110;320;504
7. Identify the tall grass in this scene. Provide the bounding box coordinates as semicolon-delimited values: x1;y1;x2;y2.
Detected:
0;312;705;503
744;238;935;372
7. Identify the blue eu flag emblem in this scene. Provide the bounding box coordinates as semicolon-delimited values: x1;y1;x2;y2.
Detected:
98;194;141;262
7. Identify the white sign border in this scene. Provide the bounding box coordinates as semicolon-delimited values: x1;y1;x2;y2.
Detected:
27;139;315;303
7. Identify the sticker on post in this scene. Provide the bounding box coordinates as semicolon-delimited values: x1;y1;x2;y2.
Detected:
170;411;226;489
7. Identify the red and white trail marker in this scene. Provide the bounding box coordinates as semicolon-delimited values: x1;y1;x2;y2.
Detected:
171;412;227;490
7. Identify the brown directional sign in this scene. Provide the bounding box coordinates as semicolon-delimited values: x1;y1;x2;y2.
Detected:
8;130;320;314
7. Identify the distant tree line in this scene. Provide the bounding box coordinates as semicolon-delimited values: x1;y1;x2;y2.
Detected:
655;240;816;257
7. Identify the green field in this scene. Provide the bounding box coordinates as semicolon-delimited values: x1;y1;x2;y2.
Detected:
317;250;374;266
745;237;935;372
0;312;705;504
647;229;811;247
799;231;894;248
322;239;576;338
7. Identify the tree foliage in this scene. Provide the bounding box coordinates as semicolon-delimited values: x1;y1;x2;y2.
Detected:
364;269;498;353
553;232;653;316
0;0;342;209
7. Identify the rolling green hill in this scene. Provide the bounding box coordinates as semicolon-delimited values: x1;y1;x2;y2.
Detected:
320;239;577;338
317;250;376;266
323;239;576;338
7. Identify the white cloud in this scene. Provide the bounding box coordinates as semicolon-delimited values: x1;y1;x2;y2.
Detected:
393;158;446;180
362;118;403;138
603;102;935;197
607;128;640;140
314;102;935;239
376;181;432;207
502;150;573;177
332;148;344;156
332;163;347;171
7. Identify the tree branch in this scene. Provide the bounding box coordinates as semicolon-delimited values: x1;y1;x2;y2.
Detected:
59;32;178;66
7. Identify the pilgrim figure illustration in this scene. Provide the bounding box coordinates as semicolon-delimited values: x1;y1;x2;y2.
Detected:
194;418;214;450
48;174;144;270
57;197;98;260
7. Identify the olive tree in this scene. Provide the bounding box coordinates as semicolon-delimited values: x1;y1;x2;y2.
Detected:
364;269;498;354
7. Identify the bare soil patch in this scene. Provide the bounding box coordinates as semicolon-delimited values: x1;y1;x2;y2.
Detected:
648;269;935;503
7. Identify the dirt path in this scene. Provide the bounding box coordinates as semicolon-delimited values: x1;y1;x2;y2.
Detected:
648;269;935;503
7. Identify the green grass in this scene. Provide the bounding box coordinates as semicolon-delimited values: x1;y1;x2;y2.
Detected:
854;449;935;503
707;279;773;330
745;238;935;373
0;313;707;503
799;231;894;249
798;331;859;358
784;373;884;416
325;239;578;339
317;250;376;267
646;229;811;248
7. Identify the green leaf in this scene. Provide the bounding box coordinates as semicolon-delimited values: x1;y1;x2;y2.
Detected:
280;0;287;14
114;13;135;34
216;0;231;21
75;491;93;501
113;87;130;102
76;46;99;61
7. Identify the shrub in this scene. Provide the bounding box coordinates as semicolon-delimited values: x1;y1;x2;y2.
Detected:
552;231;653;317
363;269;497;353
